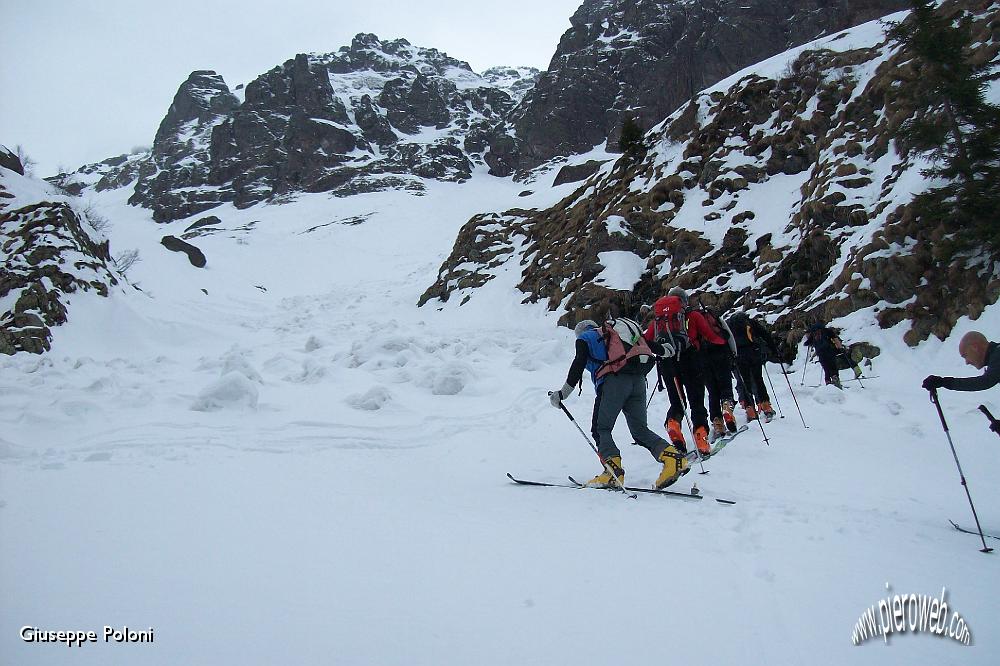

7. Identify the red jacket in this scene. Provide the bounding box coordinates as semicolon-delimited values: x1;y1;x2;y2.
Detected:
644;309;725;350
686;310;726;349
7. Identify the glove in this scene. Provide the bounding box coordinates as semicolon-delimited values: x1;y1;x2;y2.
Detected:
654;338;675;358
550;383;575;407
922;375;946;391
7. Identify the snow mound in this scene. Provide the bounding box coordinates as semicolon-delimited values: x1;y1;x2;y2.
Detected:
422;362;472;396
191;372;260;411
812;384;848;405
221;348;263;383
345;386;393;411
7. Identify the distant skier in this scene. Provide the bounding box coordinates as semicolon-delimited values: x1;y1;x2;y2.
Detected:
923;331;1000;392
550;319;688;490
803;322;858;388
726;312;778;421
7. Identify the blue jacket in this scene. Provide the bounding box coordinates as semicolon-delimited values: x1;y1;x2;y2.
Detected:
575;327;608;388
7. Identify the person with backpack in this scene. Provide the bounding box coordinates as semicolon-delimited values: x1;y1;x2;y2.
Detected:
923;331;1000;393
550;318;688;490
803;322;848;388
726;312;779;421
688;295;739;442
644;292;711;458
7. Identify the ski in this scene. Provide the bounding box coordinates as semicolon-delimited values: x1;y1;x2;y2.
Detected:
506;473;577;489
567;475;699;500
568;476;736;504
710;424;749;455
949;519;1000;542
506;473;736;504
506;473;637;498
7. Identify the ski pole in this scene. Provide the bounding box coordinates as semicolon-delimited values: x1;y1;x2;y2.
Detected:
648;359;665;408
977;404;1000;438
800;346;813;386
673;375;706;474
550;395;637;499
780;361;808;428
763;363;785;418
733;362;769;445
929;390;993;553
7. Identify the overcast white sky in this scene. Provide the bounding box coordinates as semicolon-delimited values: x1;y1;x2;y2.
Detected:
1;0;583;177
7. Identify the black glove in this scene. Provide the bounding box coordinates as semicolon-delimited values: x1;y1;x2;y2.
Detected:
922;375;946;391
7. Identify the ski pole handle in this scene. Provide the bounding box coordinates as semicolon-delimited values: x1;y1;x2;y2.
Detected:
978;404;1000;437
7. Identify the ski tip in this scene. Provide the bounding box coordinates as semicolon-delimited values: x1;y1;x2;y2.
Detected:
715;499;737;505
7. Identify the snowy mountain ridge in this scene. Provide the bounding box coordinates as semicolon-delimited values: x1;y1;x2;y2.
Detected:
50;34;539;223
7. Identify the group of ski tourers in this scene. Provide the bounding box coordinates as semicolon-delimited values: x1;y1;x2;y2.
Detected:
550;294;1000;547
550;287;790;491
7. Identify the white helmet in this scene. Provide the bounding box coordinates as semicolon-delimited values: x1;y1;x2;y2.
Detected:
574;319;598;337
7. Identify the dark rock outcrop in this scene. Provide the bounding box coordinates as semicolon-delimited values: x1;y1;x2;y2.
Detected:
129;70;240;222
161;235;207;267
553;160;609;186
0;145;24;175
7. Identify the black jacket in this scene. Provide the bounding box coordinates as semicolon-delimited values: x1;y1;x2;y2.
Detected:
942;342;1000;392
727;314;777;357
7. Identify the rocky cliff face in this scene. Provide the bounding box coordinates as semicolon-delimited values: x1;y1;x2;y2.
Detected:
485;0;909;177
51;35;539;223
421;0;1000;354
0;184;118;354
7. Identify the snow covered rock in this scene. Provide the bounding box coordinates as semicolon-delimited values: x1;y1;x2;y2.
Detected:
0;200;118;355
129;70;240;222
52;35;539;222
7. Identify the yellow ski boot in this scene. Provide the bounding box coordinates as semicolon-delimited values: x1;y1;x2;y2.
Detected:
655;446;689;489
585;456;625;488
